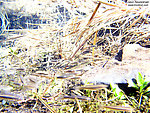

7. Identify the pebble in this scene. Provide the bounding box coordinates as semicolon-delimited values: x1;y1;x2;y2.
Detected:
81;44;150;84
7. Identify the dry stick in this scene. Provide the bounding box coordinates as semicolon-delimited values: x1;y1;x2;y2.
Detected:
38;95;56;113
92;31;97;64
70;2;101;59
103;106;133;112
95;0;122;8
129;9;146;29
87;2;101;25
42;78;55;97
75;2;101;45
73;17;79;32
0;94;23;101
0;35;24;43
70;32;95;60
75;97;82;113
75;27;90;46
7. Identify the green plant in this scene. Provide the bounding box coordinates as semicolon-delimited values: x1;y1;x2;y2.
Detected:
109;72;150;112
9;47;18;55
110;83;125;100
128;72;150;110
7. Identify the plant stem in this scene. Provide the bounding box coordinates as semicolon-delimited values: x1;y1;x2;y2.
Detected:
139;93;143;109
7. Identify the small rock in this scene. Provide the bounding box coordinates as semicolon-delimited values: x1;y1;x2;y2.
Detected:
123;44;150;61
81;44;150;84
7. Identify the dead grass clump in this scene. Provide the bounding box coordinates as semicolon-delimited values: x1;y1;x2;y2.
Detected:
0;0;150;112
65;1;150;62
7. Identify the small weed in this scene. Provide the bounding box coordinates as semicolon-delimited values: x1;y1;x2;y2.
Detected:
127;72;150;111
109;72;150;112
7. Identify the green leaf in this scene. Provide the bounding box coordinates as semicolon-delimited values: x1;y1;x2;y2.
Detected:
9;47;18;55
137;72;145;86
118;91;124;99
110;83;122;97
140;86;144;93
9;47;14;53
142;81;149;89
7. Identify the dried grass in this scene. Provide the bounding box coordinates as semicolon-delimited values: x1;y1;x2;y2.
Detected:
0;0;150;112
